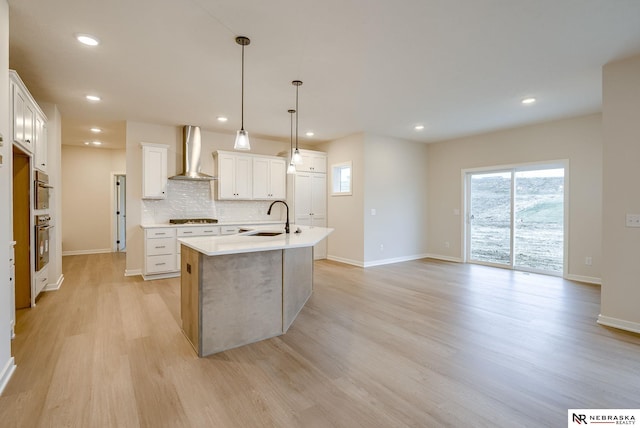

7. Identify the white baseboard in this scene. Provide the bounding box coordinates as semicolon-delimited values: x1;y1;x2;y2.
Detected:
326;255;364;267
425;253;463;263
597;315;640;334
141;272;180;281
62;248;112;256
124;268;142;277
363;253;430;268
565;274;602;285
44;274;64;292
0;357;16;396
327;254;434;268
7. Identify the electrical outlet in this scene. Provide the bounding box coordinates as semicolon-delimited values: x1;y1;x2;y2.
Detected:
380;244;384;252
585;257;592;266
444;241;450;248
626;214;640;228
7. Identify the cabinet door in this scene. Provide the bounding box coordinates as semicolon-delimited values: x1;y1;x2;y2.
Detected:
12;85;26;146
234;155;252;199
142;145;168;199
34;115;47;171
311;154;327;173
252;157;270;199
24;102;35;150
217;154;236;199
311;174;327;216
269;159;287;199
294;173;312;223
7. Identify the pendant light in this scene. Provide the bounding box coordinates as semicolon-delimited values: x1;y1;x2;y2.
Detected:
292;80;303;164
287;109;297;174
234;36;251;150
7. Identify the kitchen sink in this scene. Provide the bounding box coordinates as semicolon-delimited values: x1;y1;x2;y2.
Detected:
250;232;283;237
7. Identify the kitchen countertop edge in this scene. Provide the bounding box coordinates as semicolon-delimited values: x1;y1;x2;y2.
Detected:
177;225;334;256
140;220;286;229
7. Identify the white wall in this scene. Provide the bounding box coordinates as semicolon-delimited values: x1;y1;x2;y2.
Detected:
600;54;640;333
319;133;429;267
125;121;291;275
0;0;16;394
426;113;603;282
61;146;126;255
318;133;365;265
363;134;429;265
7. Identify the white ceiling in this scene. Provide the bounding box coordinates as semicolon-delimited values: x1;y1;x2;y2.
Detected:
8;0;640;149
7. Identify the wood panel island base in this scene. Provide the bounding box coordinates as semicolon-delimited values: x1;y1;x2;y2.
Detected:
179;226;333;357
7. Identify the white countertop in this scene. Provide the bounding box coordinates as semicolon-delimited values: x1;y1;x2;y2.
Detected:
178;225;334;256
140;220;285;229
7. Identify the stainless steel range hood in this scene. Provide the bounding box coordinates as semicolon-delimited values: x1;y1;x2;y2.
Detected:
169;125;216;181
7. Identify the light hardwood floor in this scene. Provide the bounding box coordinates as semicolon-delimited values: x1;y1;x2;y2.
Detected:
1;253;639;427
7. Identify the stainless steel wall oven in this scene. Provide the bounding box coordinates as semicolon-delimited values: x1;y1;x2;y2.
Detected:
34;170;51;210
35;214;51;271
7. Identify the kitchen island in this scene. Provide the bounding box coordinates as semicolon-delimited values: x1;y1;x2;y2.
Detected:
178;225;333;357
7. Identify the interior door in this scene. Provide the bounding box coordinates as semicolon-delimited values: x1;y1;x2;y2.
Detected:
116;175;126;252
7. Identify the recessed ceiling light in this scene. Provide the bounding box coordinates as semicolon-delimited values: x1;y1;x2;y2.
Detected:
86;94;101;102
84;142;90;145
92;141;102;146
90;127;102;133
217;116;228;122
414;125;425;131
305;131;314;137
75;33;100;46
522;97;536;105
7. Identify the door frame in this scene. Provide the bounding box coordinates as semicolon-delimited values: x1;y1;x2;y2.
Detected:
110;172;126;252
461;159;569;277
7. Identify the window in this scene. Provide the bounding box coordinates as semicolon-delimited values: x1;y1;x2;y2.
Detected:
331;161;352;196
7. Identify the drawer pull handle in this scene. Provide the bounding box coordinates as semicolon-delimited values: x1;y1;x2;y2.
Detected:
184;231;193;234
155;246;165;249
156;233;166;235
155;262;166;266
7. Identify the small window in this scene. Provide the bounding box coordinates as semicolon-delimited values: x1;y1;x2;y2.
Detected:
331;161;352;196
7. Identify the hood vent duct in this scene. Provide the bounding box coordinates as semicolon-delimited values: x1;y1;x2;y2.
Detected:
169;125;216;181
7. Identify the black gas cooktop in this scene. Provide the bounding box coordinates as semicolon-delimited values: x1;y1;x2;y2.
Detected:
169;218;218;224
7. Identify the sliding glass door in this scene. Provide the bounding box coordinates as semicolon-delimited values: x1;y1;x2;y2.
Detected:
466;164;565;275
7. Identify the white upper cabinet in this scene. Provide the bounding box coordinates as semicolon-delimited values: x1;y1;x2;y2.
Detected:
215;152;253;200
10;71;45;156
34;114;47;171
215;151;285;200
296;149;327;173
141;143;168;199
252;157;286;200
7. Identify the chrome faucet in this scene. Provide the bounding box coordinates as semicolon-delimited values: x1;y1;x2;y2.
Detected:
267;200;290;234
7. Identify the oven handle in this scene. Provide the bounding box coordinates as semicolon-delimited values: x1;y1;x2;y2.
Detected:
38;184;54;189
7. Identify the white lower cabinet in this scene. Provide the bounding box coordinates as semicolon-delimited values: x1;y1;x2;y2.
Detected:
34;265;49;296
143;226;220;279
144;228;177;278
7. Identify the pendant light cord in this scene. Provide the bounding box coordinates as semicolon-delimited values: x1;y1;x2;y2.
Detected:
241;43;245;131
295;84;299;150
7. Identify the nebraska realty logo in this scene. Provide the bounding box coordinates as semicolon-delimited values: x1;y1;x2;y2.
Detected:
569;409;638;425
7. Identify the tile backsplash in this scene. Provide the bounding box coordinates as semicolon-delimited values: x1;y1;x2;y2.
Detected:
141;180;280;224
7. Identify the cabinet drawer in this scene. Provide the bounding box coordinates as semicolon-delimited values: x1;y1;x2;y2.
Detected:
177;226;219;237
146;254;177;274
147;237;175;256
147;228;176;238
220;226;239;235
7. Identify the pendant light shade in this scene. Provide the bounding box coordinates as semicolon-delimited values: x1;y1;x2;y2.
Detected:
234;36;251;150
292;80;303;164
287;109;296;174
